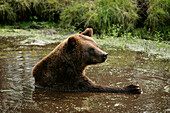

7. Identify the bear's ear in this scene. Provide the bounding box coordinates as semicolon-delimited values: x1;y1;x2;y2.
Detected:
81;28;93;37
67;36;76;50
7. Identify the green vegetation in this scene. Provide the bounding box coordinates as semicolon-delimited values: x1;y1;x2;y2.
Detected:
0;29;169;59
0;0;169;41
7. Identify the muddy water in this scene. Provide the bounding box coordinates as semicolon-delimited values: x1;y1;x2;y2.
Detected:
0;37;170;113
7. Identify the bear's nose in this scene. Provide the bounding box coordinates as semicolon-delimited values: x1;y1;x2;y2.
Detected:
103;53;108;60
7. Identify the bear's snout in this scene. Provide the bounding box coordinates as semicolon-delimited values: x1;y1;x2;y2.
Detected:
102;53;108;61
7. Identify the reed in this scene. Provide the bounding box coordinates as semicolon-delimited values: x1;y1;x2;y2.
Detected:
145;0;169;31
0;0;169;40
0;0;67;23
0;1;16;24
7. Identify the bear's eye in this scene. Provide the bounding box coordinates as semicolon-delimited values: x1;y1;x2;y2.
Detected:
89;48;94;54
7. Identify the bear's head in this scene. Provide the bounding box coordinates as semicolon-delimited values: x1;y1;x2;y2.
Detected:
66;28;108;66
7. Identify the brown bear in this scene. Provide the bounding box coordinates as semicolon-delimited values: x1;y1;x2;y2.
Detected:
32;28;141;94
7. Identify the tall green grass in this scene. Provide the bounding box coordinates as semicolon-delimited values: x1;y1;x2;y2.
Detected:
60;0;139;34
59;0;169;38
0;0;169;40
0;0;68;24
0;1;16;24
145;0;169;31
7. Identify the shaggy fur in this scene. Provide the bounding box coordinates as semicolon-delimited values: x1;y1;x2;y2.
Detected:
32;28;141;94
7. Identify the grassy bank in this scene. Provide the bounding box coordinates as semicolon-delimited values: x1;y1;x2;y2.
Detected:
0;28;169;59
0;0;169;41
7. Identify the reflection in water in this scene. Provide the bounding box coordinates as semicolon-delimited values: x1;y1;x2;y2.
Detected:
0;39;169;112
32;88;140;113
0;58;7;113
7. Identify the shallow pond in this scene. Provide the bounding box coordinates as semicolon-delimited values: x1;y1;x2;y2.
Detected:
0;34;170;113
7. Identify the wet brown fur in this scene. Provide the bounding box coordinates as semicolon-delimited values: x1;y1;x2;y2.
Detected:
32;28;141;94
81;28;93;37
